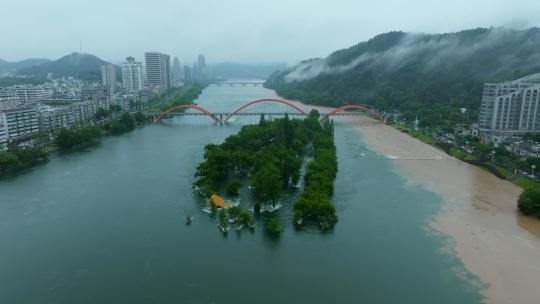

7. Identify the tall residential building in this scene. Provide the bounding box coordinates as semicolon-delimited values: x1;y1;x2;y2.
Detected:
171;57;183;87
144;52;171;88
122;56;144;92
197;54;207;80
100;64;117;89
479;73;540;145
183;65;192;83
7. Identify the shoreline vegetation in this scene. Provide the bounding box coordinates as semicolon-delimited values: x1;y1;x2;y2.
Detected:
0;84;205;177
193;110;338;232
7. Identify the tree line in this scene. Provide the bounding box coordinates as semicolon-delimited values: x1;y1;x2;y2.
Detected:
0;146;48;174
193;109;338;231
293;111;338;230
55;112;147;149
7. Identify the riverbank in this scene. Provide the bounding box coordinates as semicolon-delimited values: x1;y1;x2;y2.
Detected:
341;115;540;304
0;85;205;178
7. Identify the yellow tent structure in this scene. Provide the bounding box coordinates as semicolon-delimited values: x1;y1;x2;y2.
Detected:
209;194;230;209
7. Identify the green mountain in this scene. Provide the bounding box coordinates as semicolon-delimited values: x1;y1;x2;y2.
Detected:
265;27;540;128
0;58;51;73
17;52;116;81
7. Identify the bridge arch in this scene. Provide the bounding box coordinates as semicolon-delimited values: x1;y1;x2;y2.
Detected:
319;105;384;122
223;98;307;122
154;104;219;123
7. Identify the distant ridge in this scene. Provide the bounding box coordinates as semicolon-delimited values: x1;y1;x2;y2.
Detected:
17;52;118;81
0;58;51;74
265;27;540;125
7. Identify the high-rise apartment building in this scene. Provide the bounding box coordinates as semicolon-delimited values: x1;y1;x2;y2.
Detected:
197;54;207;80
171;57;183;87
122;56;144;92
100;64;117;89
479;73;540;145
183;65;192;83
144;52;171;88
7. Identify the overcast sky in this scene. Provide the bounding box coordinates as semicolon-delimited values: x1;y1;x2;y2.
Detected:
2;0;539;64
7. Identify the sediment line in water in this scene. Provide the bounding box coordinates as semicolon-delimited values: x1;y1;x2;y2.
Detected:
340;115;540;304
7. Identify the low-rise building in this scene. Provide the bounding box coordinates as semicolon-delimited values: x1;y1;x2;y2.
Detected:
0;85;52;102
0;119;7;150
0;103;40;143
508;141;540;159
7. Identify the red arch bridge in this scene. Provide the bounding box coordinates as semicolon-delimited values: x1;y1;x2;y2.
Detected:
147;98;385;123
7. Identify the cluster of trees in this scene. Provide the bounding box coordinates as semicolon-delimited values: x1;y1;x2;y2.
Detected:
0;146;48;174
55;127;102;149
103;113;137;135
194;114;305;206
212;205;253;231
147;85;205;113
266;217;283;234
518;188;540;219
194;110;338;231
227;206;253;226
293;111;338;230
56;112;148;149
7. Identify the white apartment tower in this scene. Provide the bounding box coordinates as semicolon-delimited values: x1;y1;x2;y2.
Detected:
479;73;540;145
100;64;117;88
122;56;144;92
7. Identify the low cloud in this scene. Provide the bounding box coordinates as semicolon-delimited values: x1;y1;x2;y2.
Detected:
283;27;540;82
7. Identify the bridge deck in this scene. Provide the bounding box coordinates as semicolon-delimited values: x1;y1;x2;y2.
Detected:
146;112;368;116
208;83;264;86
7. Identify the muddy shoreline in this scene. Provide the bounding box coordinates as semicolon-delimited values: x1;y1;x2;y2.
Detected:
286;99;540;303
343;116;540;304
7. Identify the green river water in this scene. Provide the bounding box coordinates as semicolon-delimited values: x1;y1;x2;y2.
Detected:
0;82;485;303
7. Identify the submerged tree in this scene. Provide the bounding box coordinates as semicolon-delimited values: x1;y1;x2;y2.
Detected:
266;217;283;234
251;164;282;206
218;209;228;228
225;179;242;196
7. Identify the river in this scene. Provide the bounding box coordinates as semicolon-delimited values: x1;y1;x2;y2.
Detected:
0;82;487;303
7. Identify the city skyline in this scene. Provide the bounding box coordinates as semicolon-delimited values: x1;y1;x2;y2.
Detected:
1;0;540;63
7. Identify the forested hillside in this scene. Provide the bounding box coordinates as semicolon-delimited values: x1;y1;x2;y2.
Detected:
265;28;540;128
17;52;118;81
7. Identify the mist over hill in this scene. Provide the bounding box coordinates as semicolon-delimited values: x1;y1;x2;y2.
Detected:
0;58;51;74
16;52;117;81
265;27;540;127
